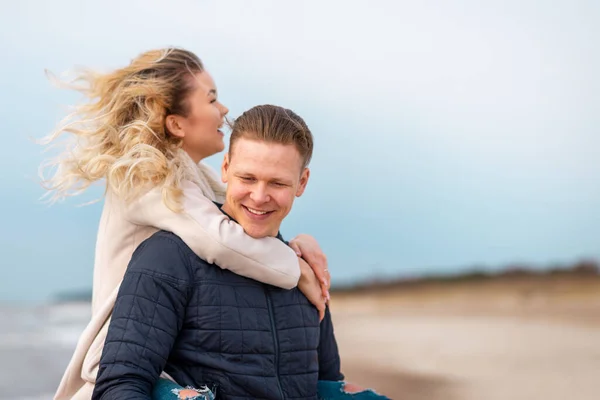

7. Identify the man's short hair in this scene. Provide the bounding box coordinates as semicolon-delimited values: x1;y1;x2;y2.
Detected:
229;105;313;169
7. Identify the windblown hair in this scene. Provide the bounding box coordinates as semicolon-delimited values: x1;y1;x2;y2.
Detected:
229;105;314;169
39;47;205;210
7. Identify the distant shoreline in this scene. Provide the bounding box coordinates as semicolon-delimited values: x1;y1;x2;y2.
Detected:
332;258;600;293
51;259;599;303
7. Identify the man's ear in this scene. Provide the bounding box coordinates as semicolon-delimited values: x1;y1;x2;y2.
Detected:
295;168;310;197
165;115;185;138
221;153;230;183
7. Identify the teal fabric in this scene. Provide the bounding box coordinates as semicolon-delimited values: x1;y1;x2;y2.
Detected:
151;378;390;400
152;378;215;399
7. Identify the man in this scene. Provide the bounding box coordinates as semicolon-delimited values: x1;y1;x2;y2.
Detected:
92;105;344;400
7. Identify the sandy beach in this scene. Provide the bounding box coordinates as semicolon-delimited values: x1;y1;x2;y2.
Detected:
332;275;600;399
2;274;599;400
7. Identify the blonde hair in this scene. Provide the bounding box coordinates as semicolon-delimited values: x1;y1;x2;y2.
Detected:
39;47;205;210
229;105;313;169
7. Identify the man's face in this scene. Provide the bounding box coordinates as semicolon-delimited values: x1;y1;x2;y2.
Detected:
221;137;310;238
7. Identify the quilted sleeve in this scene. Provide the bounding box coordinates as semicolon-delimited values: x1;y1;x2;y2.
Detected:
125;181;301;289
92;234;192;400
317;306;345;381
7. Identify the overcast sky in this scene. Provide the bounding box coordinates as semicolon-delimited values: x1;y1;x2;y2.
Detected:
1;0;598;303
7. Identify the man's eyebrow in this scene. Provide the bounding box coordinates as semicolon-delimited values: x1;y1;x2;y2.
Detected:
207;89;217;96
270;177;294;185
234;171;254;177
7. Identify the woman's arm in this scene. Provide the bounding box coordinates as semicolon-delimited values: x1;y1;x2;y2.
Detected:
126;180;301;289
289;234;331;301
297;257;327;321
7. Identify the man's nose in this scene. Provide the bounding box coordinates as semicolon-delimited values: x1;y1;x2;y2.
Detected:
249;183;270;204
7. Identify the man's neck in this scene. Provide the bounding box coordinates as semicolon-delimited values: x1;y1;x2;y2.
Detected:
220;202;235;221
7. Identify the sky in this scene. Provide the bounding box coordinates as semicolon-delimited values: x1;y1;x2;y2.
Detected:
0;0;598;303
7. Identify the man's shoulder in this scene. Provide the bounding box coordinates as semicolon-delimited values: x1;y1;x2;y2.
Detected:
137;230;191;256
146;230;188;247
128;230;206;281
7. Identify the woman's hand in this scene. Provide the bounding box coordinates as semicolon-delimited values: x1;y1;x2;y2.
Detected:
297;257;326;321
289;234;330;301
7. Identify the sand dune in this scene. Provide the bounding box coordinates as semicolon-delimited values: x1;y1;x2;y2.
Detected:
332;276;600;400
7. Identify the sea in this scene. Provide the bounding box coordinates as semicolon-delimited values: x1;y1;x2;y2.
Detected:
0;302;90;399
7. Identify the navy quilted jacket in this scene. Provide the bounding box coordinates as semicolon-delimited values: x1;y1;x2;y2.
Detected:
92;231;343;400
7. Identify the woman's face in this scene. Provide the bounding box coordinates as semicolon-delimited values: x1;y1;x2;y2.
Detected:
170;70;229;163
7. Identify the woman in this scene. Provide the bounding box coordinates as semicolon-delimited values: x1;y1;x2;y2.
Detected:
41;47;330;400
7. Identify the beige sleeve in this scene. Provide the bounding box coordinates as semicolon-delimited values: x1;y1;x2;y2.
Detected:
125;180;300;289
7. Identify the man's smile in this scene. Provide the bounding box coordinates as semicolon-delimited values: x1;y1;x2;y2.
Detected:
242;205;274;220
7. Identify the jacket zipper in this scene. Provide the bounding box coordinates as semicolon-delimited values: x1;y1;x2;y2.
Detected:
265;287;285;399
